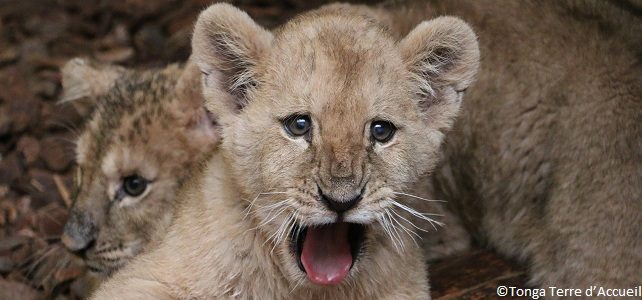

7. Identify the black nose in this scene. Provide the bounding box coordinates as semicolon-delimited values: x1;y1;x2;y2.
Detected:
320;193;362;213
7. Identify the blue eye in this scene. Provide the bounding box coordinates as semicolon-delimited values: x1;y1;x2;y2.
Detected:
371;121;396;143
284;115;312;137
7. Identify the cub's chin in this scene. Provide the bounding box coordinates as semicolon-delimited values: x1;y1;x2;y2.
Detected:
289;222;366;285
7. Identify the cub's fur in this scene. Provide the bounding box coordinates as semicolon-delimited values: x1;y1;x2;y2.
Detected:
60;59;219;277
383;0;641;290
93;3;478;299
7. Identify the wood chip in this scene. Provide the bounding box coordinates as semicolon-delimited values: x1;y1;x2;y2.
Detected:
95;47;134;63
53;175;71;208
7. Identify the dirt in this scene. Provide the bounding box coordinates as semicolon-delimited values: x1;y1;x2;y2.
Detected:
0;0;525;299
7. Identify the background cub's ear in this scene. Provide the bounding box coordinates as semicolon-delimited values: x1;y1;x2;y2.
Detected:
59;58;127;116
191;3;273;116
173;60;221;147
399;17;480;131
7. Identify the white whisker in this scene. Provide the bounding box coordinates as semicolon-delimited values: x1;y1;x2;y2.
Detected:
392;192;446;203
387;210;421;245
242;192;288;220
379;213;401;252
244;204;289;234
390;200;445;231
290;277;305;294
268;212;294;252
390;208;429;233
386;210;409;250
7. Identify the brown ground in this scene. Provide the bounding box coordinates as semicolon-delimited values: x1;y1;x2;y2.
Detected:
0;0;525;299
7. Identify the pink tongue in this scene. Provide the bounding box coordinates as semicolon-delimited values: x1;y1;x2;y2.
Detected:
301;223;352;285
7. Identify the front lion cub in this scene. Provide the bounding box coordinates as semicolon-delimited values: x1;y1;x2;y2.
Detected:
94;3;479;299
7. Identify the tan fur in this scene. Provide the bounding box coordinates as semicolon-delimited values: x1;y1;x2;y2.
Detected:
377;0;641;291
92;3;479;299
60;58;220;277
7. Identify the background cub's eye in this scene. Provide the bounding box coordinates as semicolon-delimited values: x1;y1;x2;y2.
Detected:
284;114;312;137
122;175;148;197
371;120;396;143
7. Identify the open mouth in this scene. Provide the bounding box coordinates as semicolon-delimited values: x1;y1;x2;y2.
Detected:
291;222;365;285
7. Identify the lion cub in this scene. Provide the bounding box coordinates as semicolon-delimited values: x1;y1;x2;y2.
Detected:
93;3;479;299
60;58;219;277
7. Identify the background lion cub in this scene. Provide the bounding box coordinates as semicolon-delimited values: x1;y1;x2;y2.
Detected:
59;59;219;277
93;2;479;299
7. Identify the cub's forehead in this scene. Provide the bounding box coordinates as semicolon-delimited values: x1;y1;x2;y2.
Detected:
75;72;178;166
263;17;410;119
272;15;402;74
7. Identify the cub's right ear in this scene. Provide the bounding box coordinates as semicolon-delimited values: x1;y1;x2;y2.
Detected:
191;3;273;117
399;17;479;132
59;58;127;116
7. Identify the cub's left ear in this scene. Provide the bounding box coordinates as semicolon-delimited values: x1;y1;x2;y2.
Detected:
173;60;221;147
59;58;128;116
399;17;479;130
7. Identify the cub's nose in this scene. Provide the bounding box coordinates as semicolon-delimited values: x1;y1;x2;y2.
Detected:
320;192;362;213
61;213;97;255
61;231;95;255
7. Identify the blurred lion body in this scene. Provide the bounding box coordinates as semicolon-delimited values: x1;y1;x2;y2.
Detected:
383;0;642;289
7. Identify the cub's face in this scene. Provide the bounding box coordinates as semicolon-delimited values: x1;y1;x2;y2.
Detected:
60;60;218;277
193;4;478;287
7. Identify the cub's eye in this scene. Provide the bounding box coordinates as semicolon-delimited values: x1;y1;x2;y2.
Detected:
371;120;396;143
122;175;148;197
284;114;312;137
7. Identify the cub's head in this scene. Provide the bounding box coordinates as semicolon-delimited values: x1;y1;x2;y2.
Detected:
193;3;478;288
60;59;219;277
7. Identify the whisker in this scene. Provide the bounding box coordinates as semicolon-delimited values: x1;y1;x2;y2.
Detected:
244;204;289;234
293;221;304;247
390;209;429;233
242;192;288;220
387;210;420;246
392;192;447;203
285;212;299;244
280;214;298;248
271;212;296;253
259;205;289;227
247;199;289;220
290;277;305;294
378;213;401;252
386;210;407;250
23;245;58;275
267;212;293;252
390;200;445;231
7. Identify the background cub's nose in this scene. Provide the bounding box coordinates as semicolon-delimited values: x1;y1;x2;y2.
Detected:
320;193;362;213
61;233;96;257
61;231;96;256
62;213;97;254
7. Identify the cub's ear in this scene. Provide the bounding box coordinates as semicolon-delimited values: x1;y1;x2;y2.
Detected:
399;17;479;130
191;3;273;116
173;60;221;147
59;58;127;116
